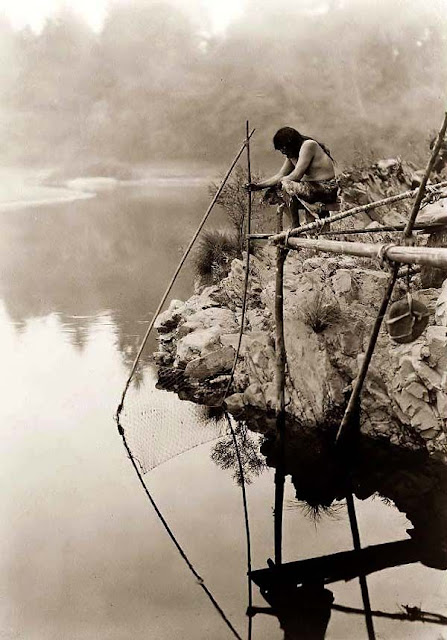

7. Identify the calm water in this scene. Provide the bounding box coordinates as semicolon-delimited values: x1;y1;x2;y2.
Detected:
1;174;446;640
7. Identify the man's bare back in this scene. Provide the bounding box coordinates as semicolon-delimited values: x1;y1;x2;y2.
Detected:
249;135;335;192
288;139;335;182
246;127;338;227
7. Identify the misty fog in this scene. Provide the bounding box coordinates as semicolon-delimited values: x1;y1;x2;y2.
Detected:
0;0;446;172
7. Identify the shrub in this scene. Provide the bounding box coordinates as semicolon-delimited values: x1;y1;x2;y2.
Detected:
299;291;341;333
209;166;272;248
193;229;242;285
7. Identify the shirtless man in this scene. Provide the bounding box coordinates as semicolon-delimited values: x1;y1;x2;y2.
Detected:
248;127;338;227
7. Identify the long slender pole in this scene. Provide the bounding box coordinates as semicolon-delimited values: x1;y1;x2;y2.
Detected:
284;237;447;269
404;112;447;238
246;120;252;239
220;126;255;403
116;129;255;418
247;222;446;240
335;111;447;444
245;120;254;640
319;223;446;236
274;205;287;567
270;180;447;245
346;494;376;640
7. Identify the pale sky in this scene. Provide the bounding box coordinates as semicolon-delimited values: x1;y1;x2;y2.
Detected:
0;0;244;33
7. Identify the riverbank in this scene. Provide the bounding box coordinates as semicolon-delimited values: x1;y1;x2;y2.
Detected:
0;163;219;213
153;159;447;455
0;167;95;212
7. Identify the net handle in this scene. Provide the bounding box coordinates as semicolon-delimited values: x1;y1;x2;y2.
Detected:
116;129;256;420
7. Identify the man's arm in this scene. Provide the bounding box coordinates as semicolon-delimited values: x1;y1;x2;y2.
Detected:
249;158;294;190
282;141;316;183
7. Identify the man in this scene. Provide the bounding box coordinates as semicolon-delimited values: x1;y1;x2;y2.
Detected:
247;127;338;227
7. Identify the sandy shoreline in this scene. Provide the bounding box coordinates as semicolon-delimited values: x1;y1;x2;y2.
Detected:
0;192;96;212
0;167;97;212
0;165;215;212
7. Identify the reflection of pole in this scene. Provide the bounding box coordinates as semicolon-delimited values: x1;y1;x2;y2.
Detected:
332;602;447;625
346;494;376;640
227;415;253;640
274;204;287;566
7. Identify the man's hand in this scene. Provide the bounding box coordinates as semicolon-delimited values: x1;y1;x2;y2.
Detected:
244;182;261;191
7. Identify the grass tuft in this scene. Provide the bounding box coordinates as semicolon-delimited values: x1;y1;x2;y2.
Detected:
194;229;242;285
299;291;341;333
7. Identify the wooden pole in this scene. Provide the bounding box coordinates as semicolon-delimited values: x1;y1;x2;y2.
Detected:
404;112;447;239
116;129;255;419
320;223;447;236
274;204;287;567
248;222;446;240
335;112;447;445
284;236;447;269
246;120;252;239
220;127;255;404
270;180;447;245
245;120;254;640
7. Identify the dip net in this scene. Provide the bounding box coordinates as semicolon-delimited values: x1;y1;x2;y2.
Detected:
115;130;256;475
113;128;258;640
118;365;227;474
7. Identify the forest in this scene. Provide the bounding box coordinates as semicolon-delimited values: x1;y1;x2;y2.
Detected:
0;0;445;169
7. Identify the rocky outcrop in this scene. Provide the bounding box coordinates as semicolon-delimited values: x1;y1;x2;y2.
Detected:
154;239;447;458
154;161;447;458
337;157;418;226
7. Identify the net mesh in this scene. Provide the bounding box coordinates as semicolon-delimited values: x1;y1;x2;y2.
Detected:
119;366;228;474
114;134;259;476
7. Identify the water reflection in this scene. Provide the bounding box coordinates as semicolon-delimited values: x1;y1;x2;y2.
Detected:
244;425;447;638
0;182;216;362
1;178;446;639
260;428;447;569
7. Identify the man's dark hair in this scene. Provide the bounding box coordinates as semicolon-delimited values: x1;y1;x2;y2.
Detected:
273;126;334;162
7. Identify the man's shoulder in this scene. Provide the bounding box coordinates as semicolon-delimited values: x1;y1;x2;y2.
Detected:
301;139;318;152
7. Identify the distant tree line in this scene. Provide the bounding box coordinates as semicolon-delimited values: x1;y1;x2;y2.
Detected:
0;0;445;168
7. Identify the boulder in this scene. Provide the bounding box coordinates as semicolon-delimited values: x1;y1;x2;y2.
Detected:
155;171;447;456
425;326;447;371
176;327;222;365
435;279;447;326
416;197;447;226
184;346;235;379
154;299;186;332
178;307;237;338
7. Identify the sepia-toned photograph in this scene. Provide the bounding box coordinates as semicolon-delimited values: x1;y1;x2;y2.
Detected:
1;1;446;638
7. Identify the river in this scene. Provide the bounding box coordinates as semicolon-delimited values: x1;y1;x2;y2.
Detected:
1;168;446;640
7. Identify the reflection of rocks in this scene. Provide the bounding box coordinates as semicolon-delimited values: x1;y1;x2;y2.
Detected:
261;430;447;569
155;245;447;457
